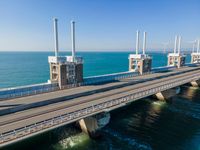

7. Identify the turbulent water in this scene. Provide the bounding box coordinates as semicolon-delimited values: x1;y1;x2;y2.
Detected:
1;51;199;150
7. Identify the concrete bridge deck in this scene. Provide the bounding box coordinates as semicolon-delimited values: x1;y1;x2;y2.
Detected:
1;65;200;147
0;65;199;114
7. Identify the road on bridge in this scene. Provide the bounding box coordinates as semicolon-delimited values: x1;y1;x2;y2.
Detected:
1;65;200;147
0;64;200;134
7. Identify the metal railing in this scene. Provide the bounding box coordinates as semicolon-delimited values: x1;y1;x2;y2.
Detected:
0;84;59;100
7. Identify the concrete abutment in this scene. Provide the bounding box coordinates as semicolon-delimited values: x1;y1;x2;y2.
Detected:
78;112;110;138
155;87;181;101
190;80;200;87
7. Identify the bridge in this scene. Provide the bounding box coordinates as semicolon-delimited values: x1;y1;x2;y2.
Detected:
0;19;200;148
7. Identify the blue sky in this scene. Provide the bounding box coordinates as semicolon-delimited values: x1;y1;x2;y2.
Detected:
0;0;199;51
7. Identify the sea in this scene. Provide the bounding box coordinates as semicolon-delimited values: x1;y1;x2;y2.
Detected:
1;51;200;150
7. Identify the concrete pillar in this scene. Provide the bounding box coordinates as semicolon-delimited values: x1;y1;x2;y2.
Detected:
129;56;152;75
155;87;180;101
190;80;200;87
167;55;185;68
78;112;110;137
79;116;98;136
75;63;84;83
58;64;67;89
49;63;59;82
140;58;152;74
191;54;200;63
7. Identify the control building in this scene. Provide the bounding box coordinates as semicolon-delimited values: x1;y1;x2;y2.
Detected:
48;19;83;89
168;35;186;68
191;39;200;63
129;31;152;75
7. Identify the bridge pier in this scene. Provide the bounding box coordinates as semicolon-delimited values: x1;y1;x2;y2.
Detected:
190;80;200;87
78;112;110;137
155;87;180;101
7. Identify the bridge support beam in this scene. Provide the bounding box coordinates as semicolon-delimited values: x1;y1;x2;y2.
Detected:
190;80;200;87
155;87;180;101
78;112;110;137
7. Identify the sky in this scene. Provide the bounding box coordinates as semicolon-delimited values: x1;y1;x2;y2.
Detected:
0;0;199;51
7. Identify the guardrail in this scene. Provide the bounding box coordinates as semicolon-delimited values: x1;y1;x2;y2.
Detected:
82;65;177;85
1;71;200;147
0;64;194;100
0;83;59;100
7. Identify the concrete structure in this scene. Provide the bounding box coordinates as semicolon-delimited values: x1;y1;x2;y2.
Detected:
79;112;110;137
155;87;180;101
48;19;83;89
190;80;200;87
168;35;186;68
0;65;178;100
1;20;200;148
191;39;200;63
129;31;152;74
1;64;200;148
190;41;200;89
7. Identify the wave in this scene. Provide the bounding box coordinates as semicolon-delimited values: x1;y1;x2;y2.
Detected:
102;128;152;150
167;99;200;120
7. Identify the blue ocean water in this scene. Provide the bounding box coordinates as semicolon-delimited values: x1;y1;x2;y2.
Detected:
0;51;191;88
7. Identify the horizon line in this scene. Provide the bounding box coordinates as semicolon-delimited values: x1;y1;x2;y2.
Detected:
0;48;194;52
0;49;193;53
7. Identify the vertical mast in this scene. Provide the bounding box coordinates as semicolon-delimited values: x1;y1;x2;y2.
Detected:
53;18;59;57
143;31;147;55
178;36;181;54
71;21;76;61
136;30;140;55
174;35;178;54
197;39;200;53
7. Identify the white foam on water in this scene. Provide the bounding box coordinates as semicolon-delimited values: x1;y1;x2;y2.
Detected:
152;101;166;106
59;132;89;149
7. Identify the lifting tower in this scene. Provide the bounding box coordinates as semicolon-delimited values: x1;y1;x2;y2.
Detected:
191;39;200;63
129;31;152;75
168;35;186;68
48;19;83;89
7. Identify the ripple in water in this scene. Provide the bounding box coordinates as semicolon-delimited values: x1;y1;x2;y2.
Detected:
102;128;152;150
